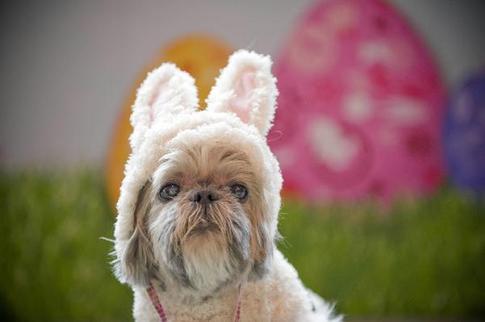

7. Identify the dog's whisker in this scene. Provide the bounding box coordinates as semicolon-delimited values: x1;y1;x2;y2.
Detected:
99;236;115;243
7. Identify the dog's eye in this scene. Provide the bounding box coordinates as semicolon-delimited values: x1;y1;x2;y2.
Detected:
230;184;248;201
159;183;180;201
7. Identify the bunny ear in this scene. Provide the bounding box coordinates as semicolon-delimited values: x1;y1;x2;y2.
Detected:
130;63;198;151
206;50;278;137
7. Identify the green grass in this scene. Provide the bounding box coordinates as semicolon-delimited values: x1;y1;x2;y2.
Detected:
0;170;484;321
0;171;131;322
279;195;485;318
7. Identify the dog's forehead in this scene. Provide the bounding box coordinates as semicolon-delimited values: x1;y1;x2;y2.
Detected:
156;139;258;186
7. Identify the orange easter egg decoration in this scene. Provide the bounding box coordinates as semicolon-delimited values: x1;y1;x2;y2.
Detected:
105;35;232;210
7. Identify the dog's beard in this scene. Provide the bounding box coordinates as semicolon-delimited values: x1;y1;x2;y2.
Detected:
149;196;251;293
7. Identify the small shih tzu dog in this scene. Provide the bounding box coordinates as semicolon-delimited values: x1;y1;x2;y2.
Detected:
113;50;341;321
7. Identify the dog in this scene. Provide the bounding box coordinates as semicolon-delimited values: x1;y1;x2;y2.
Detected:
113;50;341;321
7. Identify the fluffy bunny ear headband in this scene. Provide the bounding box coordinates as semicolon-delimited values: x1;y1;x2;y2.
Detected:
129;50;278;153
114;50;281;286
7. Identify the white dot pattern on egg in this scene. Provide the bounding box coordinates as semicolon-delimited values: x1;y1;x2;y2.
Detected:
268;0;447;202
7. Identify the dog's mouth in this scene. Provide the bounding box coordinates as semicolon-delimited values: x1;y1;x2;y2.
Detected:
176;202;238;247
187;221;219;236
185;210;221;237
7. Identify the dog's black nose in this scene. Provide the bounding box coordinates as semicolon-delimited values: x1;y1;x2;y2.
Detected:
191;190;219;204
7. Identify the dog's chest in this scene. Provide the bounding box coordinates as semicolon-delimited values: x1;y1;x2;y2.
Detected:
133;286;271;322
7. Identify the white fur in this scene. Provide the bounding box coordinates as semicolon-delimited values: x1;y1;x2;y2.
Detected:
206;50;278;136
132;251;340;322
114;50;341;321
130;63;198;153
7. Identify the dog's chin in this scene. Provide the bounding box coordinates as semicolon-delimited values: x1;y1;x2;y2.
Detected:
154;210;251;296
179;227;247;295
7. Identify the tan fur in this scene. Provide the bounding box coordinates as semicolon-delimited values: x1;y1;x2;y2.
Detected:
151;140;266;265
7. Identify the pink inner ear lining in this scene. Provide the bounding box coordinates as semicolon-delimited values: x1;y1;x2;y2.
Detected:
146;79;167;123
230;71;257;123
236;71;257;96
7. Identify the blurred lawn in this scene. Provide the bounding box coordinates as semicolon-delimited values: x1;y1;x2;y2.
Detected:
0;170;484;321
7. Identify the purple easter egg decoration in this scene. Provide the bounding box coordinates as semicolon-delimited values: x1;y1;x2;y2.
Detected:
444;72;485;197
269;0;447;203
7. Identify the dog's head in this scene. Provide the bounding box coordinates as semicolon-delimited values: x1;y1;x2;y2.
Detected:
113;50;282;296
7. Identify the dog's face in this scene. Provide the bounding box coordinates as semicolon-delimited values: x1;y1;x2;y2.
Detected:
114;51;282;297
141;139;269;293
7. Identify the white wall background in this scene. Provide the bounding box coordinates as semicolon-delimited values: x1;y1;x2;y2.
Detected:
1;0;484;169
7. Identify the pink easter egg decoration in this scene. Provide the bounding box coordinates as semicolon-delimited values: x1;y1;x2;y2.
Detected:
269;0;446;203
